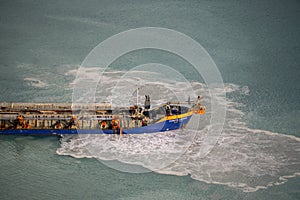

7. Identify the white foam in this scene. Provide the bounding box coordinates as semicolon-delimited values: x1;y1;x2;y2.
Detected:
24;77;48;88
56;69;300;192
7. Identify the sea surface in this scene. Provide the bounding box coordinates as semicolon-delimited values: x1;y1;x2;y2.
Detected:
0;0;299;199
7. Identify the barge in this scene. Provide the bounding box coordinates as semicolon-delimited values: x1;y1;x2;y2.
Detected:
0;96;205;135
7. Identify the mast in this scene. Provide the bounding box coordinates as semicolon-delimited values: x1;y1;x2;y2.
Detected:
136;85;139;106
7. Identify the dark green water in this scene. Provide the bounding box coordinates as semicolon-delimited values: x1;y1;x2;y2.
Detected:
1;135;299;200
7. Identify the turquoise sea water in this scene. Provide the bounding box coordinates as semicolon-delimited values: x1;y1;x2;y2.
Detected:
0;0;299;199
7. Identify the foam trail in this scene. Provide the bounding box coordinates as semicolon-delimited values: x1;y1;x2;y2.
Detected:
24;77;48;88
57;69;300;192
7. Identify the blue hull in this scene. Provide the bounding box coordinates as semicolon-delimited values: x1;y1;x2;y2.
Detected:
0;116;192;136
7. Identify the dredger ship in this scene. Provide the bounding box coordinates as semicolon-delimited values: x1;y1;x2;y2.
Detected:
0;95;205;136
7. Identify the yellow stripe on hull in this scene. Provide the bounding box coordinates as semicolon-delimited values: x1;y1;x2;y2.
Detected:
155;111;194;124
